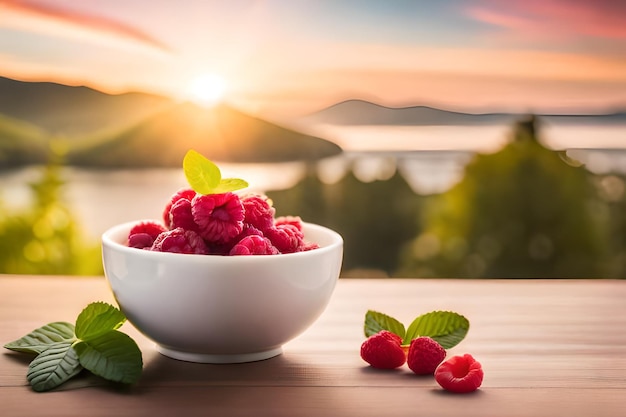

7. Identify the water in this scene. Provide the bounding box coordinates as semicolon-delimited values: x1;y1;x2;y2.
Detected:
1;124;624;239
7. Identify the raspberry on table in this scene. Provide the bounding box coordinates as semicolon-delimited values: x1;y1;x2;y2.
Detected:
435;354;484;393
150;227;210;255
360;330;406;369
162;188;197;229
128;221;167;249
407;336;446;375
192;192;245;244
242;194;275;232
229;235;279;256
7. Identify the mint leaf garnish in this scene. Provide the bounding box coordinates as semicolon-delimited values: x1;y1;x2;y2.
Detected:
4;302;142;392
404;311;469;348
183;149;248;195
364;310;406;340
3;322;75;354
364;309;470;348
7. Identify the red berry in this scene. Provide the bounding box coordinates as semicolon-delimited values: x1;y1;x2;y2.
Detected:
407;337;446;375
192;192;244;244
274;216;303;231
435;354;484;393
128;221;167;249
242;194;275;232
128;233;155;249
229;235;279;256
360;330;406;369
168;198;198;231
150;228;209;255
265;223;304;254
162;188;196;229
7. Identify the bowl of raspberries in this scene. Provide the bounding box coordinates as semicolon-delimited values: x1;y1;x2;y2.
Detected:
101;151;343;364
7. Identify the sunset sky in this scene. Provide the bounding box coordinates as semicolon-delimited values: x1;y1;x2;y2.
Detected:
1;0;625;118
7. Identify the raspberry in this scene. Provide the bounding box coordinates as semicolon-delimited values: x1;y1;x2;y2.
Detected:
407;336;446;375
265;223;305;254
128;221;167;249
168;198;198;231
360;330;406;369
209;225;264;255
274;216;303;231
435;354;484;393
229;235;279;256
151;228;210;254
242;194;275;232
301;242;320;251
191;192;244;244
162;188;196;229
128;233;155;249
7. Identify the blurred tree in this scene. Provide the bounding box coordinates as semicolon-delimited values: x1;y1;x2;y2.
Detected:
397;115;610;278
0;161;102;275
268;161;422;276
595;173;626;277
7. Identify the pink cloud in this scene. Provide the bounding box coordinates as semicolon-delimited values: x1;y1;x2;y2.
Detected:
0;0;170;51
467;0;626;41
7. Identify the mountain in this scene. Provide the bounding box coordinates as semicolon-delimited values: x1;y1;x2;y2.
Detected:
0;76;173;136
0;76;341;168
301;99;626;126
66;102;343;167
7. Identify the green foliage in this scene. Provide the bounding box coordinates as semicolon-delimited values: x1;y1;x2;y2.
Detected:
5;302;143;391
363;309;469;348
268;162;422;275
0;161;102;275
398;117;610;278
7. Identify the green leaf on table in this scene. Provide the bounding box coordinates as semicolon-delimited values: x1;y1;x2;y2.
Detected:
364;310;406;339
27;342;82;392
75;302;126;340
183;149;248;195
74;330;143;384
404;311;469;348
3;322;75;354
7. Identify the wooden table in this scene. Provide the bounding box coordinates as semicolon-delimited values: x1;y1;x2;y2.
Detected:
1;275;625;417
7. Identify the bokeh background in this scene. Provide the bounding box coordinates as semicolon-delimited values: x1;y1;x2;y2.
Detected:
1;0;625;278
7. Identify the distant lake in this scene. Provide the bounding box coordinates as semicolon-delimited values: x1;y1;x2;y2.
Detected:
1;123;624;239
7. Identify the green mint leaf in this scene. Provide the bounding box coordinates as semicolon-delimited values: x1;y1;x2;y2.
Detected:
27;342;83;392
404;311;469;348
211;178;249;194
75;302;126;340
183;149;221;194
364;310;406;340
4;322;75;354
74;330;143;385
183;149;248;194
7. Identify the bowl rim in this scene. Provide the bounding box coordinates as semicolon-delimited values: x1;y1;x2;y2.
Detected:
102;220;343;261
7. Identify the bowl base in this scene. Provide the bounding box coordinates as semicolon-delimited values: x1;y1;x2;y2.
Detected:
156;345;283;364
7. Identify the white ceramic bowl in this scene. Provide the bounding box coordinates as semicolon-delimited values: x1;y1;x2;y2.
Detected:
102;220;343;364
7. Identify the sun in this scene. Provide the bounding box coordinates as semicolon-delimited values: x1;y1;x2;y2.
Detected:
186;73;228;107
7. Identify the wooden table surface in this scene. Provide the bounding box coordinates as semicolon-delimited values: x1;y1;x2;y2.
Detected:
1;275;625;417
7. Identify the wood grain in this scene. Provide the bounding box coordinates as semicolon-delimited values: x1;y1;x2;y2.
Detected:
1;276;625;417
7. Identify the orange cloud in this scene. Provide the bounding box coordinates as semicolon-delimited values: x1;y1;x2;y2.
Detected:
0;0;170;53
